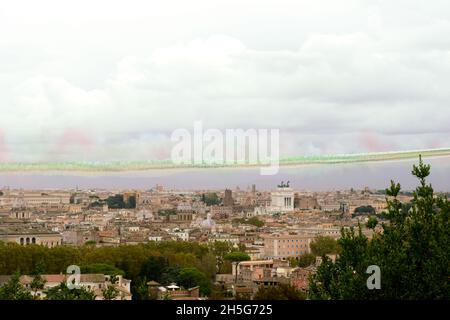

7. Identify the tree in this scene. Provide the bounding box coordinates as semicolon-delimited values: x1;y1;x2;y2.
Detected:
310;236;339;257
232;217;264;227
209;283;232;300
102;275;119;300
30;275;46;299
353;205;376;216
81;263;125;276
0;240;231;299
253;284;306;300
160;266;181;286
209;241;245;273
131;277;149;300
0;272;33;300
201;193;221;206
45;282;96;300
106;194;125;209
288;257;298;267
88;200;104;208
309;157;450;299
102;284;119;300
224;252;250;262
297;253;316;268
139;256;168;283
126;195;136;209
366;215;378;229
177;267;211;296
30;261;47;299
209;241;234;273
161;291;172;300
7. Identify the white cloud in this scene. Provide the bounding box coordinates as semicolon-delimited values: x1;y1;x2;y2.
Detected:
0;0;449;162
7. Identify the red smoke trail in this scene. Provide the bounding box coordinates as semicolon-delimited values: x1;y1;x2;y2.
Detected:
49;127;93;160
358;130;393;152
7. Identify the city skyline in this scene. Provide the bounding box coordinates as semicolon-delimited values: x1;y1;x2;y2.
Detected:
1;155;449;191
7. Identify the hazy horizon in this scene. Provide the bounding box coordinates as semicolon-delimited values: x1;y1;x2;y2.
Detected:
1;156;449;192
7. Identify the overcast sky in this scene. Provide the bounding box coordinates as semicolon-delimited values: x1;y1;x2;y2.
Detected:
0;0;449;162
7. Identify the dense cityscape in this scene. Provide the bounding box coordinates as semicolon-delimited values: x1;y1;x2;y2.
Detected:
1;159;448;300
0;183;382;299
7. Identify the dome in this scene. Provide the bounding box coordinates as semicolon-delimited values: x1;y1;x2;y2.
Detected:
200;213;216;229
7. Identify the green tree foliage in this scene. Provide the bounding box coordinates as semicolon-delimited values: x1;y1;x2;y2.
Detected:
353;205;376;216
106;194;125;209
106;193;136;209
366;216;378;229
310;236;340;257
309;157;450;299
102;284;119;300
253;284;306;300
88;200;104;208
209;241;241;273
232;217;264;227
30;276;46;299
126;196;136;209
209;283;232;300
177;267;211;296
224;252;251;262
159;266;181;286
288;257;298;267
102;275;119;300
0;272;33;300
131;277;150;300
297;253;316;268
81;263;125;276
139;256;168;283
45;282;96;300
28;262;47;299
0;241;215;300
201;193;221;206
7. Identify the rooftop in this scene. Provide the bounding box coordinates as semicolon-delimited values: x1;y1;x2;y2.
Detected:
0;226;60;236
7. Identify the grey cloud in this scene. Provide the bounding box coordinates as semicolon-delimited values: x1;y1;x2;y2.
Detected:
0;1;449;161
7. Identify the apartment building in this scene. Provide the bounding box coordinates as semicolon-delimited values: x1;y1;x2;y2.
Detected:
0;225;63;247
262;233;312;260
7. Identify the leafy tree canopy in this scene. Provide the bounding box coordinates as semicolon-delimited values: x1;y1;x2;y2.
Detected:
309;157;450;300
253;284;306;300
177;267;211;296
310;236;340;257
232;217;264;227
81;263;125;276
297;253;316;268
201;193;221;206
224;252;251;262
45;282;96;300
353;205;376;216
0;272;33;300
